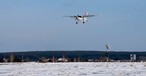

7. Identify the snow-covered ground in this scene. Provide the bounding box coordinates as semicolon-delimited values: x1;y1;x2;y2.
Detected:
0;62;146;76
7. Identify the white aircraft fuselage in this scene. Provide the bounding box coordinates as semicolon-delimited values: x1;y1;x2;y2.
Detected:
76;16;88;24
65;12;95;24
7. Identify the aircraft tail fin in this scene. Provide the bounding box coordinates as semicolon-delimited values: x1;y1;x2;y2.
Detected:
85;12;88;16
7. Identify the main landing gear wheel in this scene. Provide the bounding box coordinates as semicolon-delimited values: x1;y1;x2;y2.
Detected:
76;22;78;24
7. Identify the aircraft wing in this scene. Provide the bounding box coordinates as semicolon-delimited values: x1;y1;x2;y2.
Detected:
64;16;77;18
83;15;95;17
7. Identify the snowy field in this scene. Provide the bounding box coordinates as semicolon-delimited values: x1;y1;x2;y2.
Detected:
0;62;146;76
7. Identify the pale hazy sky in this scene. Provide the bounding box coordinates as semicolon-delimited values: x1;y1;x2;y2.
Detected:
0;0;146;52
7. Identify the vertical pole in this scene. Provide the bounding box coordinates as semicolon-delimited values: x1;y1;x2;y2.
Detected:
106;50;109;62
105;44;110;62
10;53;14;62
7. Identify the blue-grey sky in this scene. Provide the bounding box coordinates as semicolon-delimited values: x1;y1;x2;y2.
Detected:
0;0;146;52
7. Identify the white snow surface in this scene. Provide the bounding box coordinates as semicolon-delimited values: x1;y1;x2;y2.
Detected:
0;62;146;76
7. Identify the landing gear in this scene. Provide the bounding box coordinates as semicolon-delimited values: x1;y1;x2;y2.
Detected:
76;22;78;24
83;22;85;24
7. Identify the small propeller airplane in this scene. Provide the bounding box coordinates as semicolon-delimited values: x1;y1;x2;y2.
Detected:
64;12;95;24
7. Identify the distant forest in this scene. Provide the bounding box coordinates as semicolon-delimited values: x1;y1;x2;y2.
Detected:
0;51;146;62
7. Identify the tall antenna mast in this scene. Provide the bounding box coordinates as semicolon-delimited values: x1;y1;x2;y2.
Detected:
105;44;110;62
